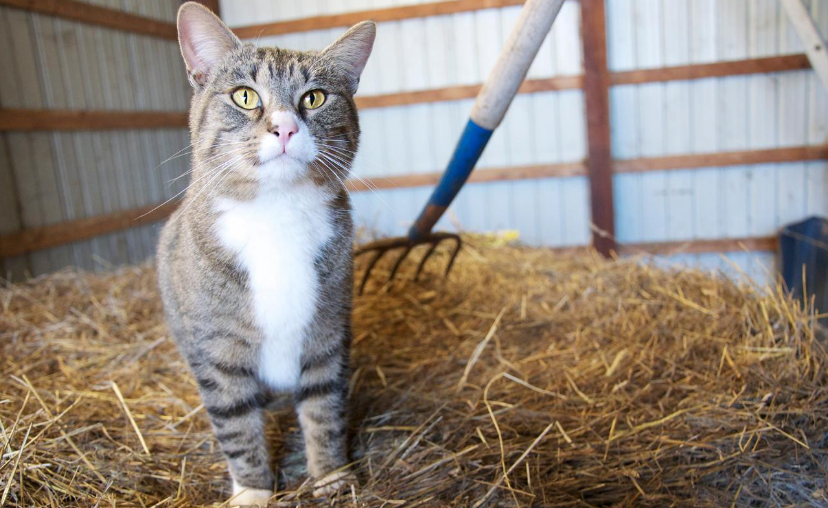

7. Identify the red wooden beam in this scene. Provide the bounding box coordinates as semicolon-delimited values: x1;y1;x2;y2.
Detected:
0;109;188;131
580;0;615;257
0;201;181;258
0;0;177;40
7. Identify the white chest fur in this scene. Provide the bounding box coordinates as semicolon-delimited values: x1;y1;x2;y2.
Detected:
213;184;335;390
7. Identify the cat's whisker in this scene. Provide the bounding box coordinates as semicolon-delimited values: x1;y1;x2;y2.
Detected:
317;142;388;173
155;143;194;172
316;143;399;190
318;151;387;195
317;153;393;211
177;153;252;217
157;140;250;173
313;155;349;187
203;159;248;206
166;147;253;186
166;169;194;186
312;160;350;194
137;159;239;220
197;146;255;167
177;150;252;200
167;147;253;188
315;156;357;194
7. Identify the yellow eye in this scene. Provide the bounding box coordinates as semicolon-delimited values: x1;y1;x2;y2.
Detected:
231;87;260;110
301;90;326;110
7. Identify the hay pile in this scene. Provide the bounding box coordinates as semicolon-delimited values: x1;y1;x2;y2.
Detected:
1;238;827;507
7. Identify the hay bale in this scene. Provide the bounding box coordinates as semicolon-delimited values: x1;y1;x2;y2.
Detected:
1;239;826;507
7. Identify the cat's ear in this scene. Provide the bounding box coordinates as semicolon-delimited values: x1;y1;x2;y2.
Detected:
321;21;376;94
177;2;241;87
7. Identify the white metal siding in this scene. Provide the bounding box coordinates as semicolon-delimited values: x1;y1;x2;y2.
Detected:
608;0;828;282
0;0;191;278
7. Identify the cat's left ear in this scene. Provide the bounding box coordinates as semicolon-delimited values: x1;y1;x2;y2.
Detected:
320;21;377;94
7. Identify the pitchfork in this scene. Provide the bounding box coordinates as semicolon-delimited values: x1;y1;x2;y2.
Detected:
355;0;566;293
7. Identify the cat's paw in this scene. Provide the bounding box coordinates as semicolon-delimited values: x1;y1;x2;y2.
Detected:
312;471;357;498
229;481;273;507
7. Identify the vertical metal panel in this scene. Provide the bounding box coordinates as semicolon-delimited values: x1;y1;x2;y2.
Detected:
607;0;828;282
3;7;74;273
0;2;191;277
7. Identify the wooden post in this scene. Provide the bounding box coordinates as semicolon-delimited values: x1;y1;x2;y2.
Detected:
780;0;828;92
580;0;615;257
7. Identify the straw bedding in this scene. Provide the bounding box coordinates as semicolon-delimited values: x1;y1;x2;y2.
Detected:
1;238;826;507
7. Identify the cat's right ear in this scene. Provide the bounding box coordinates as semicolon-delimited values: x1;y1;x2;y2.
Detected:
177;2;241;87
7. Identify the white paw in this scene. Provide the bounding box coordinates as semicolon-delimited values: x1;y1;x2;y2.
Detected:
312;471;357;498
229;481;273;507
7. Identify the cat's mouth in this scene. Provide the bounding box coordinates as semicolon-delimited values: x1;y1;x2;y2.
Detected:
257;151;307;167
258;153;286;165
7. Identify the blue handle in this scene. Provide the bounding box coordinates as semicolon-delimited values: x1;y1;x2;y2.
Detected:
407;119;493;242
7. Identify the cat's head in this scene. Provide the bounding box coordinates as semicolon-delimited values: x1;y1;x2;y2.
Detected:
176;2;375;195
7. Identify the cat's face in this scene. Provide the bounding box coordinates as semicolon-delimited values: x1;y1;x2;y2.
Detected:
177;3;375;195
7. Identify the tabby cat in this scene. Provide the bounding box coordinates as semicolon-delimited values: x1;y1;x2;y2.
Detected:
156;3;375;506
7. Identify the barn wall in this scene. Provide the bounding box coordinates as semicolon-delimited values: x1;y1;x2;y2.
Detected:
0;0;191;279
607;0;828;282
3;0;824;285
218;0;828;285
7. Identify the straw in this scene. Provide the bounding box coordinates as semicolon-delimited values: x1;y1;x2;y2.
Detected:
1;236;826;506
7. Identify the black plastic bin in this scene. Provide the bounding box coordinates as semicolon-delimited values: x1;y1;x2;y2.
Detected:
778;216;828;322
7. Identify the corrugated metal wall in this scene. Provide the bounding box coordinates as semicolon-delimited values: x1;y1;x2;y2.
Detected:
3;0;826;285
0;0;191;280
609;0;828;282
219;0;828;286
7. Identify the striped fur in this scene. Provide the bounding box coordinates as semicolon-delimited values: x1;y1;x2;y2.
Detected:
157;4;374;505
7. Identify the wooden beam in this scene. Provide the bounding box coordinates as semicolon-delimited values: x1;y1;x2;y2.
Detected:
0;201;180;258
232;0;525;38
355;75;583;109
780;0;828;91
0;109;188;131
0;53;810;133
0;0;177;40
346;161;586;191
3;139;819;257
611;54;812;85
580;0;615;257
614;145;828;173
621;236;778;256
0;198;780;259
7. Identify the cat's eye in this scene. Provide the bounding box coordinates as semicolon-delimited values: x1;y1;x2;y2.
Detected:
301;90;326;110
231;87;260;110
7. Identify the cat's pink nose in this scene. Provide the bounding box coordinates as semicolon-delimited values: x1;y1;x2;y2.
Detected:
269;111;299;151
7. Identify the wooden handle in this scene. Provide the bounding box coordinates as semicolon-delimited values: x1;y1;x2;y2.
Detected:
470;0;566;130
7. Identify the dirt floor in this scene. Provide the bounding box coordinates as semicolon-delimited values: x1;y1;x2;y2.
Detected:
1;238;827;507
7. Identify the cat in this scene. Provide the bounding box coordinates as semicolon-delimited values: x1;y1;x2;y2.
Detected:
156;3;375;506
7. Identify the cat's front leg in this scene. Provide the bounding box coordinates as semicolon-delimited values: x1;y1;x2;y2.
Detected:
192;357;274;507
295;337;354;497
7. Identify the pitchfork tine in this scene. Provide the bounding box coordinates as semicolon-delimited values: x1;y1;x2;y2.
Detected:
414;242;439;281
387;246;412;283
359;249;387;295
443;236;462;277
